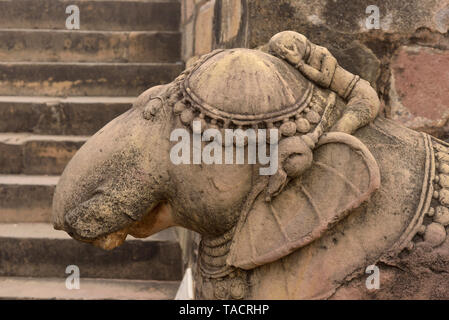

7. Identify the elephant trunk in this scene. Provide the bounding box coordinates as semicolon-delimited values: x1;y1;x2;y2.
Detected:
52;96;174;249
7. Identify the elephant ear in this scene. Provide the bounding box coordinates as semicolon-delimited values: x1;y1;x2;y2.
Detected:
227;132;381;270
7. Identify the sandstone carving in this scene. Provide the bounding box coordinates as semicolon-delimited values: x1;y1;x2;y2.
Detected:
52;31;449;299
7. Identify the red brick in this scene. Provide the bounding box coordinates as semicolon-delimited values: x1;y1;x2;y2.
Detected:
389;46;449;136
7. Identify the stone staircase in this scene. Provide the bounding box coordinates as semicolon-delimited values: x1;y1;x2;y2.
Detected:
0;0;183;299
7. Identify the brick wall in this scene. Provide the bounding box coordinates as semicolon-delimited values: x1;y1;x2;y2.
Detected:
181;0;449;140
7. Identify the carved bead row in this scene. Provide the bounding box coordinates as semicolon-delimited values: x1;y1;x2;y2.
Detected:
416;204;449;249
172;95;324;145
411;143;449;249
433;149;449;208
212;270;248;300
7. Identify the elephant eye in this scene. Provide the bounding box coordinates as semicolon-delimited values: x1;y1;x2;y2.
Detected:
143;98;163;120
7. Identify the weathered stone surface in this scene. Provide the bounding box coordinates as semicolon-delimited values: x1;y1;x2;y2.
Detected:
0;62;183;97
0;142;22;174
0;134;86;175
178;0;449;144
28;136;83;175
195;0;215;55
202;0;446;103
0;0;180;31
0;277;180;300
53;38;449;300
220;0;242;43
434;5;449;33
0;224;183;281
332;41;381;87
0;30;181;63
389;46;449;138
247;0;449;46
0;0;185;295
0;96;133;136
127;31;182;63
435;206;449;226
182;0;196;23
183;20;195;61
424;223;447;247
244;1;383;84
269;31;380;133
330;240;449;300
0;175;57;223
440;189;449;207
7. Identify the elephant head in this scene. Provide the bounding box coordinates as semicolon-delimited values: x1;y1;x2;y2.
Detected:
53;43;449;299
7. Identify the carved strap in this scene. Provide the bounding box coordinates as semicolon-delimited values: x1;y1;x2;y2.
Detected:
343;75;360;100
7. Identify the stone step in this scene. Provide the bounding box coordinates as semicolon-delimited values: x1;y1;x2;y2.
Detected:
0;223;183;281
0;133;87;175
0;276;180;300
0;29;181;63
0;62;183;97
0;175;58;223
0;0;180;31
0;96;134;136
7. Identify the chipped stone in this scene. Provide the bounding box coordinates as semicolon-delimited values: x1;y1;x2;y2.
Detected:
305;110;321;124
280;121;296;137
439;189;449;206
435;206;449;226
440;163;449;174
295;118;310;133
439;174;449;188
180;108;194;125
436;152;449;163
417;225;427;235
220;0;242;43
195;0;215;55
423;223;447;247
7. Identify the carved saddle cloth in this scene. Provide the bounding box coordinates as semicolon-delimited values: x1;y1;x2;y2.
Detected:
176;48;382;271
227;128;381;269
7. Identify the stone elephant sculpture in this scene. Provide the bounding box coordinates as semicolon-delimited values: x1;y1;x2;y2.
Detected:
52;35;449;299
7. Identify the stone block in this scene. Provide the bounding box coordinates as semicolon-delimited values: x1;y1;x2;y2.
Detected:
220;0;242;43
247;0;449;47
183;19;195;61
0;0;181;31
195;0;215;55
389;46;449;138
183;0;196;23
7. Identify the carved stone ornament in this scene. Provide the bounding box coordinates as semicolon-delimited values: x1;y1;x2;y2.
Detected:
52;31;449;300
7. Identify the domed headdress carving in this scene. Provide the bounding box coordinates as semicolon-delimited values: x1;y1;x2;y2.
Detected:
169;48;337;147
